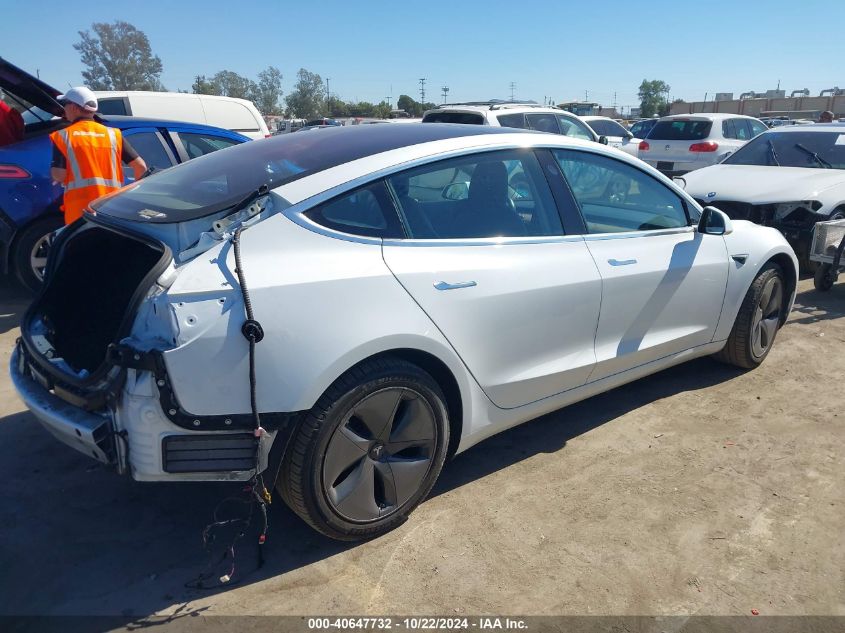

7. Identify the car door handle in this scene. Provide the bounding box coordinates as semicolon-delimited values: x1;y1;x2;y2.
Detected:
608;258;637;266
434;281;477;291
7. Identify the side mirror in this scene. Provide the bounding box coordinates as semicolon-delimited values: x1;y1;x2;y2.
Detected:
442;181;469;200
599;135;609;145
698;206;733;236
625;131;634;139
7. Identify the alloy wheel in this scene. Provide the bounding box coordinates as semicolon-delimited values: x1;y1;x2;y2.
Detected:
751;276;783;359
29;232;53;282
322;387;437;522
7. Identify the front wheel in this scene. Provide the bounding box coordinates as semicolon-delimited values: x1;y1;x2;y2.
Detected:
715;263;786;369
814;263;835;292
278;357;450;541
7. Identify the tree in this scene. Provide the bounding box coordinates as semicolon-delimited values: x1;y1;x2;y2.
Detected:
638;79;671;118
396;94;416;116
285;68;325;119
74;21;164;91
210;70;257;100
395;94;435;117
192;75;217;95
254;66;283;115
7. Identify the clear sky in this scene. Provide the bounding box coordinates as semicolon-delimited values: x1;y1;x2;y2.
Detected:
2;0;842;113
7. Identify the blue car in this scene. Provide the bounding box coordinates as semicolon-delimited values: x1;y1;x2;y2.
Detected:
0;57;250;291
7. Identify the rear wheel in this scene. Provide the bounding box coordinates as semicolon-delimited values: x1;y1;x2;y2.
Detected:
278;357;450;541
13;214;63;293
715;263;785;369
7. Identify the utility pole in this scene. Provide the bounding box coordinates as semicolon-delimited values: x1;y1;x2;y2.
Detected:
509;82;516;102
325;77;330;115
441;86;449;103
419;78;426;106
585;89;588;101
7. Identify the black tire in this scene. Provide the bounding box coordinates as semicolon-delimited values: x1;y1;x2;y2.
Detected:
715;263;786;369
12;214;64;293
814;263;835;292
278;357;450;541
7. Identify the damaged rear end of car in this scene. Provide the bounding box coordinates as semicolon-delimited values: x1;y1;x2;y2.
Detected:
9;138;313;481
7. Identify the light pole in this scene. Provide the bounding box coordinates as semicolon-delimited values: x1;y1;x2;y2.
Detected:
325;77;331;116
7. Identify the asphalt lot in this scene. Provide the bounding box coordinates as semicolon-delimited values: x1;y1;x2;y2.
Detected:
0;276;843;619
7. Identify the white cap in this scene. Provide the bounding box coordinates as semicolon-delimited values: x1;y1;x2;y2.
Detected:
57;86;98;112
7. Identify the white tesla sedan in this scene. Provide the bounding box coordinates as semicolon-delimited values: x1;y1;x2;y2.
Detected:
11;124;797;540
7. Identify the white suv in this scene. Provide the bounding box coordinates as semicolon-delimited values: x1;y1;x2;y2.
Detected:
422;101;604;144
638;113;768;176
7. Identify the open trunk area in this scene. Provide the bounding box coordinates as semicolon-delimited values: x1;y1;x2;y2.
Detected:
31;225;167;375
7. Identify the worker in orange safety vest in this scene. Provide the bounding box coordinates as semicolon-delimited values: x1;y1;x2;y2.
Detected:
50;86;147;224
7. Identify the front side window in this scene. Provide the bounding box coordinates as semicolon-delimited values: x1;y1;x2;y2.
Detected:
749;119;768;137
557;115;595;141
589;119;629;138
553;149;689;233
304;181;403;238
386;149;563;239
177;132;242;159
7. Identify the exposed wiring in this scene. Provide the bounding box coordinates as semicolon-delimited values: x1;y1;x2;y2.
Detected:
186;224;271;590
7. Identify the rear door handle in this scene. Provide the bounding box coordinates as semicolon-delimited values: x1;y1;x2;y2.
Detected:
608;258;637;266
434;281;477;291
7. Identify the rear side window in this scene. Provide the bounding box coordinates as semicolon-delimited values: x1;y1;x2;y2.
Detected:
422;111;485;124
97;98;128;115
525;113;559;134
176;132;242;159
304;181;403;238
386;149;563;239
121;131;174;173
648;120;713;140
496;113;528;129
723;119;751;140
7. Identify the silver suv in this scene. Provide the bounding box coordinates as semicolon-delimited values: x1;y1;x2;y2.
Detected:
422;101;605;145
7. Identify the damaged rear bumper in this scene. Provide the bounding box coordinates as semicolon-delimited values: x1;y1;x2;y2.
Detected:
10;345;117;465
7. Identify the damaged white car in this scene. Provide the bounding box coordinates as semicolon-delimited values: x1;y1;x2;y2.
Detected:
11;124;798;540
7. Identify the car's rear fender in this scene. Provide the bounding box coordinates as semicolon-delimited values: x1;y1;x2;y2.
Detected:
152;213;482;436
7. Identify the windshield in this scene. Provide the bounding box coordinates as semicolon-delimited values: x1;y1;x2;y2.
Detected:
723;131;845;169
647;120;712;140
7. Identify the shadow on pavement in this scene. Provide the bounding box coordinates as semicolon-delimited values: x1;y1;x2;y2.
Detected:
789;283;845;325
0;353;746;621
